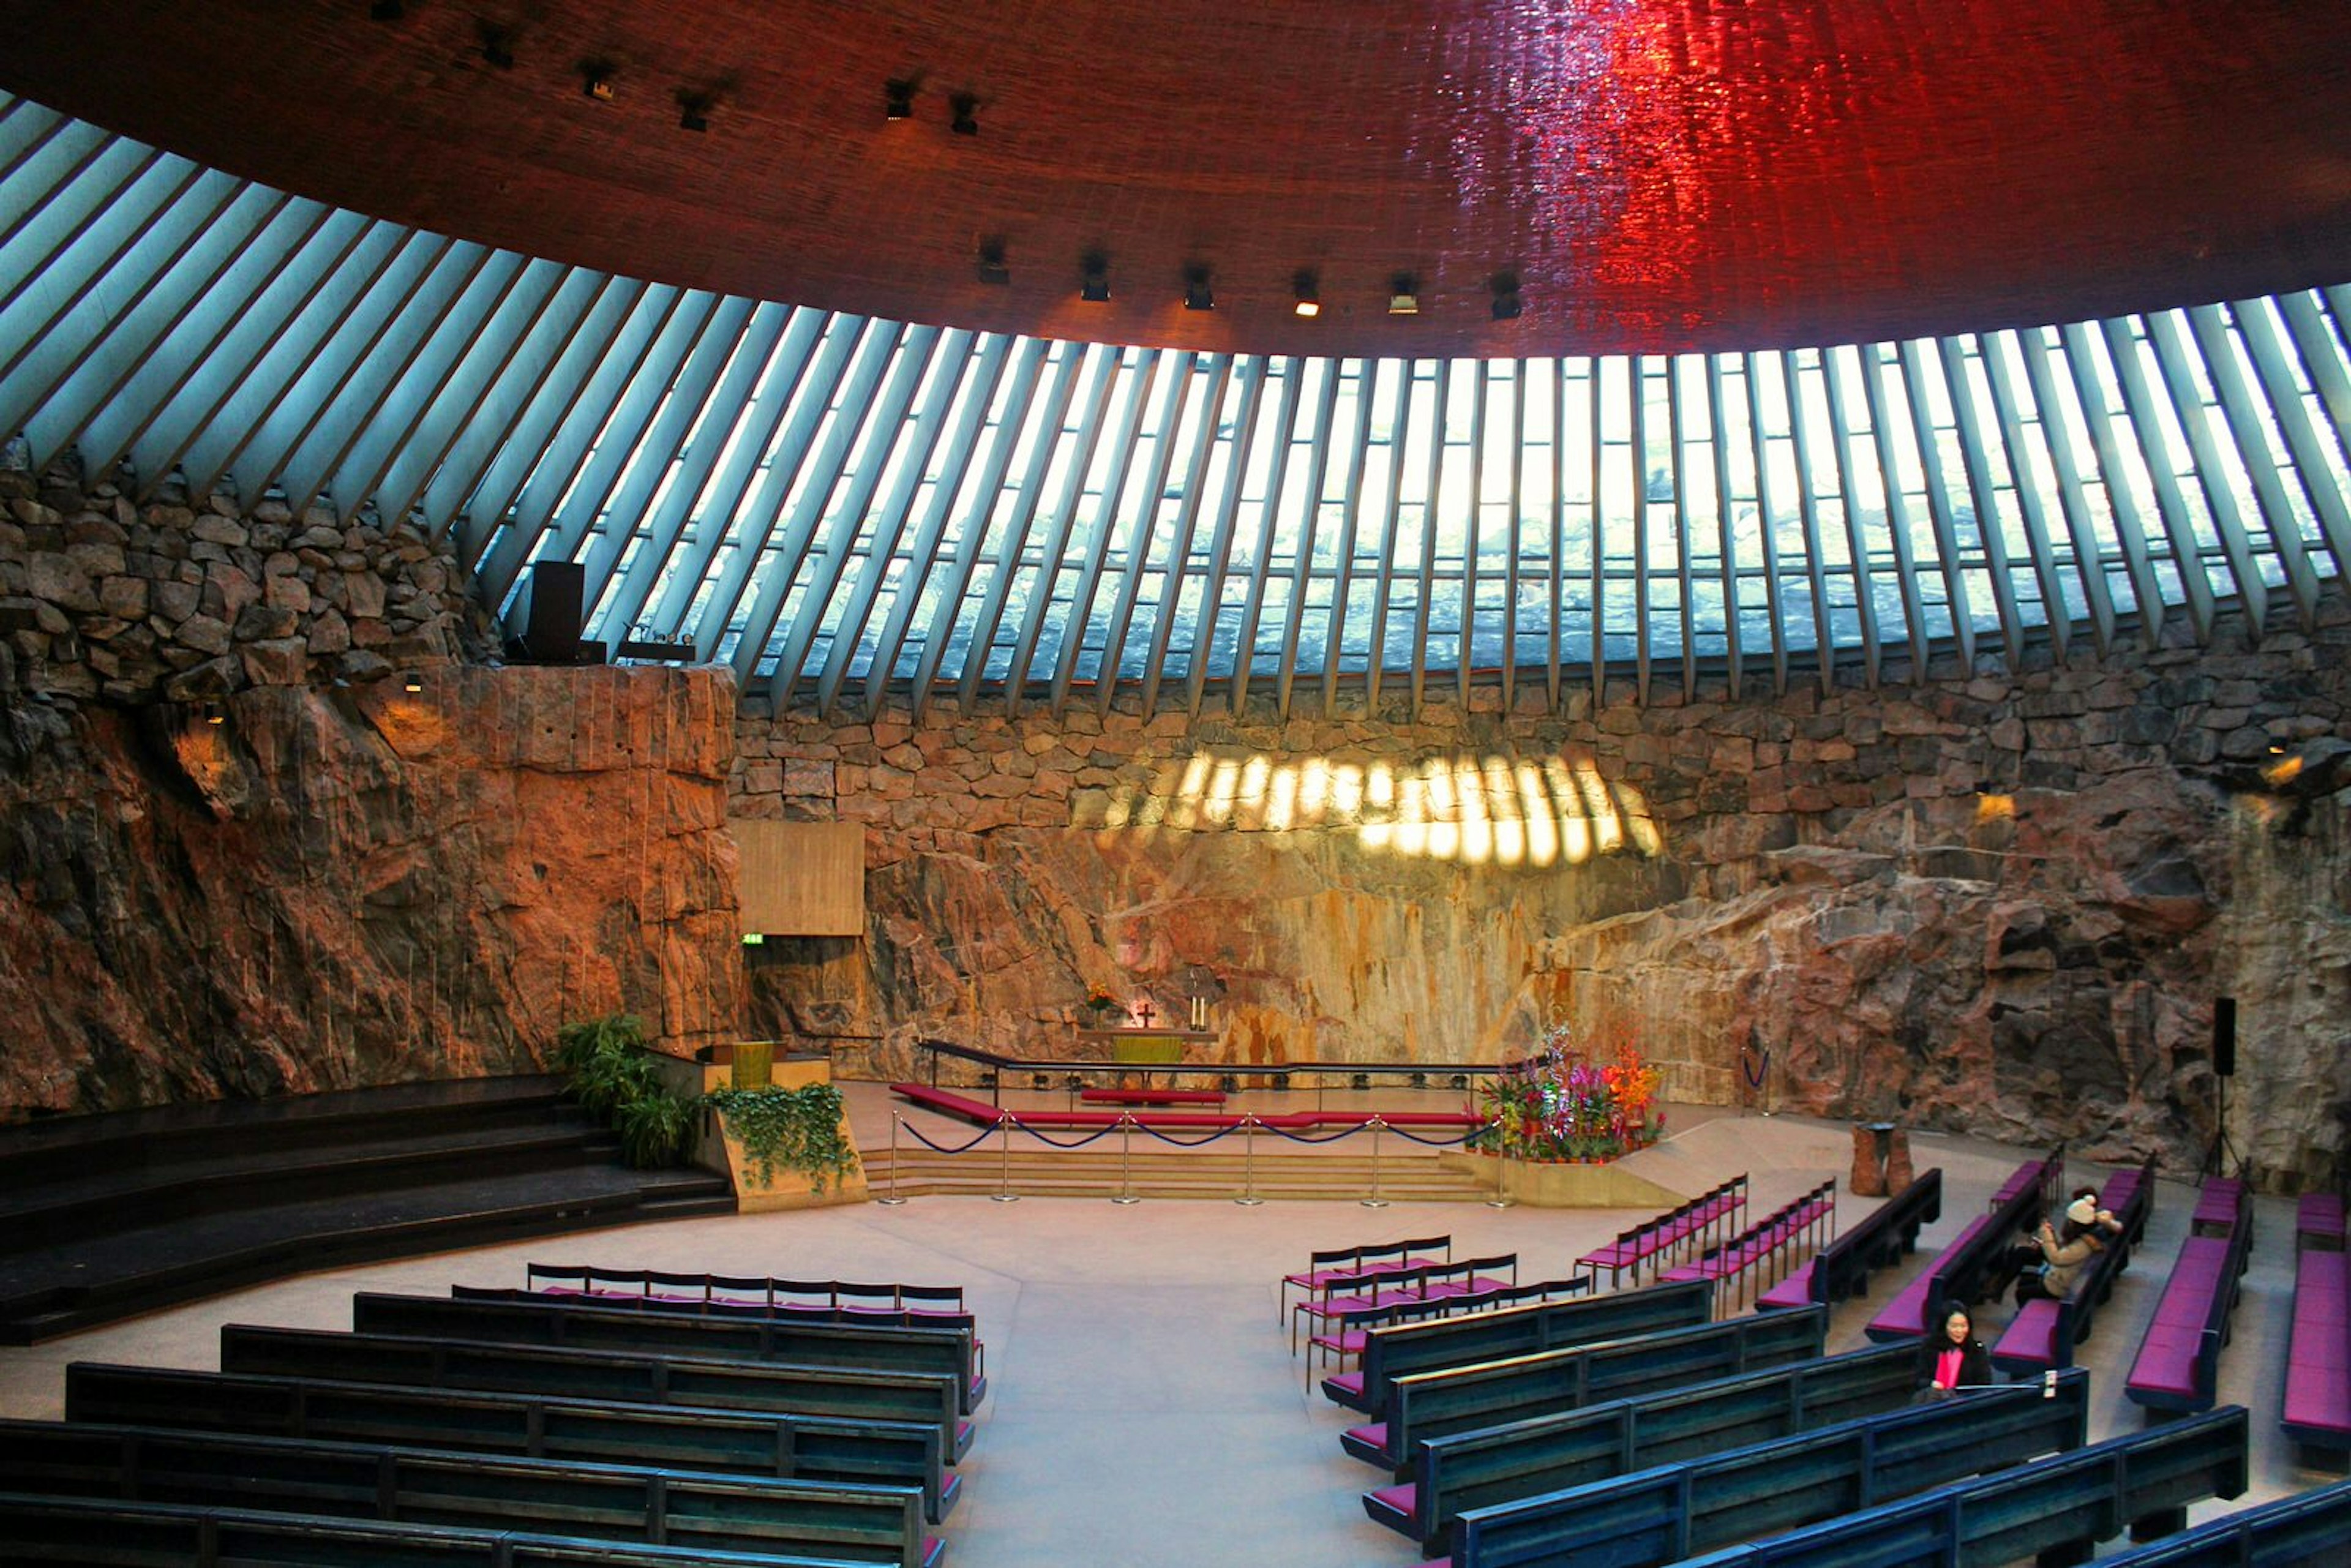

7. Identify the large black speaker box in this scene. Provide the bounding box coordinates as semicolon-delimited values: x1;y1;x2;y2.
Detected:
2213;996;2237;1078
523;560;585;664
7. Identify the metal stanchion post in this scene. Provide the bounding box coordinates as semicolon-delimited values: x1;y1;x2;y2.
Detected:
1360;1116;1389;1208
1113;1112;1140;1204
991;1110;1020;1202
1235;1114;1264;1206
877;1113;909;1206
1484;1135;1515;1209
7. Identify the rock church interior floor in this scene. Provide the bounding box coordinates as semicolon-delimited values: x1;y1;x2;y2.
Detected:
0;1100;2321;1567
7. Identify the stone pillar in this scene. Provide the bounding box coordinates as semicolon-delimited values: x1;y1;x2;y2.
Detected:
1884;1128;1914;1196
1850;1122;1888;1196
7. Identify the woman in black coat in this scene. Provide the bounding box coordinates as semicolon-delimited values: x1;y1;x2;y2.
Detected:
1914;1302;1995;1400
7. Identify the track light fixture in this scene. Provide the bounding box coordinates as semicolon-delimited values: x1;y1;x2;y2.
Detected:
403;672;424;694
1182;264;1214;312
1387;273;1420;315
1292;270;1321;318
580;61;616;102
948;91;980;136
202;702;225;726
478;22;516;69
1490;270;1523;320
884;78;917;120
976;238;1010;285
1079;252;1111;302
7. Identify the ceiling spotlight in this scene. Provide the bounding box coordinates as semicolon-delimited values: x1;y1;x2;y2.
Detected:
885;78;917;120
948;91;980;136
1490;270;1523;321
1079;252;1111;303
580;62;616;102
403;672;424;694
677;91;714;133
203;702;225;726
478;23;516;69
1182;264;1214;312
976;238;1010;286
1292;271;1321;318
1387;274;1420;315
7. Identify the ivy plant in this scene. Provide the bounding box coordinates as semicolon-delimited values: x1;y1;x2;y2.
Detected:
703;1082;861;1193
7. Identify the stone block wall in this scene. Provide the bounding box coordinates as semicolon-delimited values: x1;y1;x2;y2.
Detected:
0;456;494;708
736;607;2351;1189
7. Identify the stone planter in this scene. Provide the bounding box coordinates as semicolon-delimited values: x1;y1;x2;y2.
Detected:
1438;1149;1684;1207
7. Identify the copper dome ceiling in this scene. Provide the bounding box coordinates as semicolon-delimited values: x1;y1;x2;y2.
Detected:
2;0;2347;358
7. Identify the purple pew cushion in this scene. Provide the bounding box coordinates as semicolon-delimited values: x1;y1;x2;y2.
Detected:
1757;1262;1816;1310
1363;1481;1418;1534
1995;1299;2061;1367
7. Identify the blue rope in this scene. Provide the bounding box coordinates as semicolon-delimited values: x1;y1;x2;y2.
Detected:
896;1120;998;1155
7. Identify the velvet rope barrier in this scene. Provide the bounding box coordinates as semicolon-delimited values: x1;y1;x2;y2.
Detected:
896;1119;1000;1156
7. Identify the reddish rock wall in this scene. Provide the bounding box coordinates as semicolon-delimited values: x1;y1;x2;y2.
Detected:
1;465;744;1117
737;611;2351;1189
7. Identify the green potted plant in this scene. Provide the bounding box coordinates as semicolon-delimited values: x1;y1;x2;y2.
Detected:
553;1013;694;1169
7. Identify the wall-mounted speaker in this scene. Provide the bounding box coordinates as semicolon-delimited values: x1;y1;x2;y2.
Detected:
2213;996;2237;1078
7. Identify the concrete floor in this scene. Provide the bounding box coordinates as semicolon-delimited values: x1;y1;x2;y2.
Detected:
0;1098;2329;1567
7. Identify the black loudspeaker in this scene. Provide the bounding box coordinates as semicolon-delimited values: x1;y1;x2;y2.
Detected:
523;560;585;664
2213;997;2237;1078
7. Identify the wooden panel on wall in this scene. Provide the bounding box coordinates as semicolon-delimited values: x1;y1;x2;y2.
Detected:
731;819;864;936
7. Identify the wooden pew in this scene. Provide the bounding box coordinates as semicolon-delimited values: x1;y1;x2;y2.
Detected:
1756;1168;1943;1310
1447;1370;2090;1568
1349;1305;1828;1472
356;1291;985;1414
62;1361;960;1524
1665;1405;2250;1568
2126;1179;2253;1420
1327;1278;1714;1416
0;1416;940;1568
1372;1341;1917;1557
1991;1155;2158;1375
2282;1194;2351;1469
220;1323;972;1463
0;1491;892;1568
2090;1476;2351;1566
1865;1149;2057;1342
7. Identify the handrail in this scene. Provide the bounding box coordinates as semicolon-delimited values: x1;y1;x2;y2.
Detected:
914;1035;1504;1105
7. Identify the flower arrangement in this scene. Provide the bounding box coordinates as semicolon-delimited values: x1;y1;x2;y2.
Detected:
1474;1021;1665;1163
1083;983;1122;1016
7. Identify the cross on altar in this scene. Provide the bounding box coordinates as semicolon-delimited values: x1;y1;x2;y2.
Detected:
1131;1000;1156;1028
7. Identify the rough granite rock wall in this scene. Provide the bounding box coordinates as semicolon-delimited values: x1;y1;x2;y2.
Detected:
1;463;743;1118
736;610;2351;1189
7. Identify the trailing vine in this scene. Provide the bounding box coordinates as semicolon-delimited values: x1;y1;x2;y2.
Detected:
703;1082;861;1193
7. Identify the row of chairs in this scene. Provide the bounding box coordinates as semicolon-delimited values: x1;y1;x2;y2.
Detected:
1577;1172;1749;1289
1289;1254;1520;1355
1659;1177;1837;1314
527;1262;967;1319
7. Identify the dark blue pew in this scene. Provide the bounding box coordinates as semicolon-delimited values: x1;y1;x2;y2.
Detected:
63;1360;959;1523
358;1290;985;1413
1350;1305;1826;1472
2092;1477;2351;1566
1448;1370;2090;1568
0;1491;885;1568
221;1322;973;1463
1865;1149;2058;1341
1370;1342;1918;1556
1667;1405;2249;1568
1328;1278;1714;1417
1991;1155;2157;1375
0;1416;939;1568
